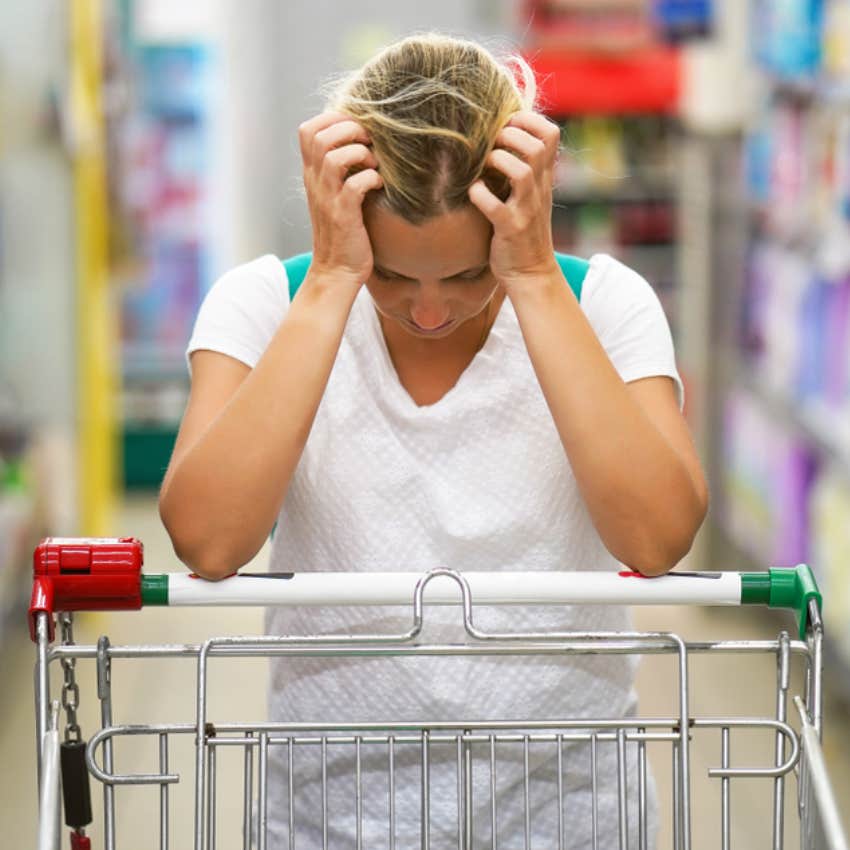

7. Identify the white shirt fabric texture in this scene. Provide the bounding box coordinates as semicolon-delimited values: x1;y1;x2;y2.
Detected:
186;252;684;849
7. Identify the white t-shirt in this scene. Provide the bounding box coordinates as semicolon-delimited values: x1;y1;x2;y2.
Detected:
186;252;682;848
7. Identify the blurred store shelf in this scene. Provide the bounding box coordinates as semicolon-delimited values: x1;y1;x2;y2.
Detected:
731;363;850;487
712;0;850;702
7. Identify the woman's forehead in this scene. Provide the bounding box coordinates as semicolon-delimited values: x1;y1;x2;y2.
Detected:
365;205;491;272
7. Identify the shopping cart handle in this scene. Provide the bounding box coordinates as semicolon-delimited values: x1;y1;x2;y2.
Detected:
143;563;823;639
28;538;823;641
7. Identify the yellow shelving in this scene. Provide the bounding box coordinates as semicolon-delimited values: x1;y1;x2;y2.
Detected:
70;0;118;535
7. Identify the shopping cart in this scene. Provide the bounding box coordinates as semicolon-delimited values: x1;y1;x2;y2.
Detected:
30;537;849;850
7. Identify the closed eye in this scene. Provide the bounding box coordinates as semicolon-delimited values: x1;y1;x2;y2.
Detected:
373;267;404;281
373;266;489;282
452;268;489;282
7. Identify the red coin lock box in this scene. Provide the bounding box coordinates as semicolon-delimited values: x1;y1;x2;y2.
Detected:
29;537;144;641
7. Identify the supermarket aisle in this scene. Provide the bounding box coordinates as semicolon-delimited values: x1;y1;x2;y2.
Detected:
2;495;848;847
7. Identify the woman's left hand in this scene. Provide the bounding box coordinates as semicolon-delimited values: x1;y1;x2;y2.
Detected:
467;111;562;290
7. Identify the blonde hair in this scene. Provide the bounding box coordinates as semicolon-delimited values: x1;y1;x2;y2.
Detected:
322;32;538;224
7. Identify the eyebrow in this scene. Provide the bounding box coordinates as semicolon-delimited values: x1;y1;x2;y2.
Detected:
374;262;489;280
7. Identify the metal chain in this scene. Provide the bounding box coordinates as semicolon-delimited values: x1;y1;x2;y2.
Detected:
59;611;81;743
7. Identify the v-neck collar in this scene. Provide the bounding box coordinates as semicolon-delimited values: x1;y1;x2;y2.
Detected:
359;290;511;413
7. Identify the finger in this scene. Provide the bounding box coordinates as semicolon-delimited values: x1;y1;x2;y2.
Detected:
298;111;349;165
506;110;561;142
299;112;366;168
505;111;561;164
321;144;379;189
486;149;535;202
310;123;372;176
341;168;384;200
495;126;547;172
468;179;508;226
315;119;372;155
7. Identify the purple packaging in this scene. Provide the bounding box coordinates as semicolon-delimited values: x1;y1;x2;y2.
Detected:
797;277;829;402
722;389;817;567
824;277;850;406
772;435;818;565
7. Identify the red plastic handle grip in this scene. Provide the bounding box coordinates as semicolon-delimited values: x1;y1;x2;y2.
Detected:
29;537;144;642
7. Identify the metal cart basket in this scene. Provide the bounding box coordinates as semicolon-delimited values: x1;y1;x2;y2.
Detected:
30;537;849;850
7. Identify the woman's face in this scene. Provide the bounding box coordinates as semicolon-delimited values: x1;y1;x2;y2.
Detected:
362;203;499;341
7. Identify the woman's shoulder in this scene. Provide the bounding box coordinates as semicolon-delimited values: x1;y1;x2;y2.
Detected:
577;251;674;348
580;252;661;310
578;252;682;404
583;251;636;283
211;253;289;300
552;251;649;304
186;254;290;373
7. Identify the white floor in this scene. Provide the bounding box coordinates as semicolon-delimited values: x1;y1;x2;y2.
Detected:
3;494;848;848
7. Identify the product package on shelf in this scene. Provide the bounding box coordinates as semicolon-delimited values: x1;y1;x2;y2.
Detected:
752;0;825;83
107;35;222;488
556;115;676;194
745;99;811;241
551;115;679;335
739;242;850;464
740;241;812;397
721;388;817;569
521;0;657;54
652;0;714;42
118;43;216;381
520;1;683;115
823;0;850;95
809;468;850;669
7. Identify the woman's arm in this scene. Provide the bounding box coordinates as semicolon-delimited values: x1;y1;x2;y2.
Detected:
469;110;707;575
159;272;360;579
508;271;707;575
160;111;383;579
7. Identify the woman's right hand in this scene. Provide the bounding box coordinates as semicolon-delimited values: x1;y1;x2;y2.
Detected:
299;111;384;285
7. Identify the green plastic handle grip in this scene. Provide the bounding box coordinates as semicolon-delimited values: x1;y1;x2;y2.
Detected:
741;564;822;639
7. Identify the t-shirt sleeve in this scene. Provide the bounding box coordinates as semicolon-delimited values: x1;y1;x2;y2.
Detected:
185;254;290;377
580;253;684;409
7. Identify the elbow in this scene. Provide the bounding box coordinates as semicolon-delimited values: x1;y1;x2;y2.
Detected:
621;493;709;578
158;491;244;581
172;539;243;582
628;538;693;577
176;540;240;581
186;558;240;582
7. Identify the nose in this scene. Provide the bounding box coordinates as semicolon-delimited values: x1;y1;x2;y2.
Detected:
409;283;450;330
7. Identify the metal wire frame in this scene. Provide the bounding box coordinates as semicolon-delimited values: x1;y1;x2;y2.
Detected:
37;629;821;849
33;588;835;849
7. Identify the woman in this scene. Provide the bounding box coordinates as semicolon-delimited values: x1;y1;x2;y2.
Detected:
160;31;707;848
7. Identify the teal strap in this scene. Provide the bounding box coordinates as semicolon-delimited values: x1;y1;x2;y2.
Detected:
281;250;588;301
554;252;588;301
281;252;313;300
